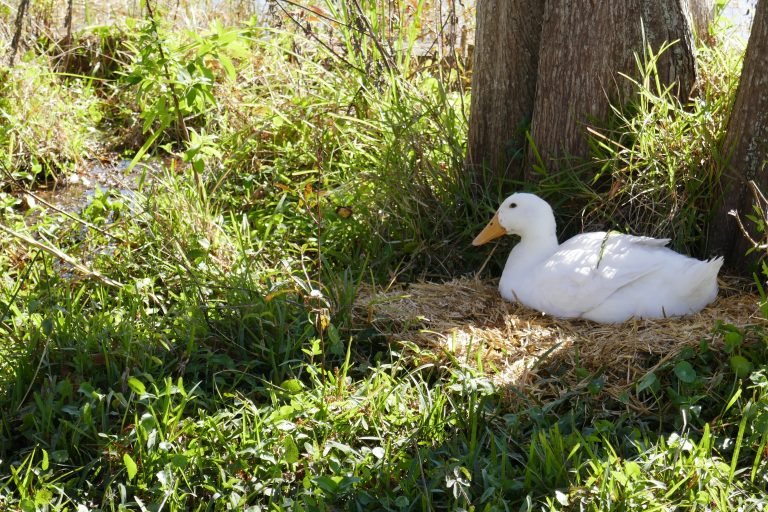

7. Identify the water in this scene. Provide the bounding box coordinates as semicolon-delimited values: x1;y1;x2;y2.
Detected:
720;0;757;46
33;159;157;214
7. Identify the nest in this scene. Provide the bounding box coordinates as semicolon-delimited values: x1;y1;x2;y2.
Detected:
353;277;767;411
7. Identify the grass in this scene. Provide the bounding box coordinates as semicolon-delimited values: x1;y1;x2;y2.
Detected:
0;0;767;510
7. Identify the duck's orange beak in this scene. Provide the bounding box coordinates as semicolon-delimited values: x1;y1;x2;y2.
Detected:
472;213;506;246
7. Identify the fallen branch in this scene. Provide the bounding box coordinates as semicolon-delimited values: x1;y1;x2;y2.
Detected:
0;222;123;288
729;180;768;252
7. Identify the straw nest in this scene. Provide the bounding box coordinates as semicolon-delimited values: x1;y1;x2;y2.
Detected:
353;277;767;411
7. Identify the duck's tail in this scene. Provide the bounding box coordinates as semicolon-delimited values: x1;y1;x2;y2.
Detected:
682;256;723;309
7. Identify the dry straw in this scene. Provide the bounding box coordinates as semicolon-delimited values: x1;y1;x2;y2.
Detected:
353;277;766;411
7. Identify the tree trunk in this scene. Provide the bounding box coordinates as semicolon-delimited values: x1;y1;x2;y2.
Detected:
8;0;31;66
528;0;697;176
709;0;768;272
465;0;544;192
688;0;715;42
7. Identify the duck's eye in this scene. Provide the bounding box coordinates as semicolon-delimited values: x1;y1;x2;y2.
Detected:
509;203;517;209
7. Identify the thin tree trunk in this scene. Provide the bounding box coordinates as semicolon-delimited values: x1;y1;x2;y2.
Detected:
709;0;768;271
63;0;74;71
465;0;544;193
528;0;696;177
8;0;31;66
688;0;715;42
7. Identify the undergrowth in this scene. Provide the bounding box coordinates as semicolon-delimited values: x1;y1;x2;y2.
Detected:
0;0;766;510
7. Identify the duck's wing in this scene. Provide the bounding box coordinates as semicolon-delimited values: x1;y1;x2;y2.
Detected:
532;232;672;317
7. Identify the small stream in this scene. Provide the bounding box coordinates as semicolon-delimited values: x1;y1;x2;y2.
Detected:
33;159;159;214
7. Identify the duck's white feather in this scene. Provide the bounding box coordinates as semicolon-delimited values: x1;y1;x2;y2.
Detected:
475;193;723;323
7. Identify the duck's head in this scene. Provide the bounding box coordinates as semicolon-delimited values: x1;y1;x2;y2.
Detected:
472;193;556;246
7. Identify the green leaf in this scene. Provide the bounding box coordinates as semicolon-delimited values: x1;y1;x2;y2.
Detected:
34;488;53;506
674;361;697;383
724;330;743;353
269;405;295;422
20;498;35;512
127;377;146;395
637;372;658;392
315;475;342;493
284;436;299;464
41;449;49;471
218;54;236;80
171;454;189;469
124;453;138;481
730;355;753;378
280;379;304;395
624;460;641;478
50;450;69;463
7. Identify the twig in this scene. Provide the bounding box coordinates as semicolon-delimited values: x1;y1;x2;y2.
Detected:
729;179;768;251
728;209;766;250
0;163;127;244
749;179;768;208
272;0;365;73
0;222;123;288
349;0;394;73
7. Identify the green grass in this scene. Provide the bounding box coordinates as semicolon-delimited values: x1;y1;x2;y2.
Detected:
1;1;768;510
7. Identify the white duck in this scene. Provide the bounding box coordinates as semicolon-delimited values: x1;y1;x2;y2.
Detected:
473;193;723;323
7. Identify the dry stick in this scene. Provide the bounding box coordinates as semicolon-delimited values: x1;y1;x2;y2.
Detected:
8;0;30;66
729;179;768;251
0;223;123;288
272;1;365;74
348;0;393;73
63;0;74;71
275;0;360;33
0;165;127;244
27;189;127;243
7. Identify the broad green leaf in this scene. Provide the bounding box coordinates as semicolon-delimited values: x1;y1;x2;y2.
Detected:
34;488;53;506
124;453;138;481
730;355;753;378
127;377;146;395
624;460;641;478
20;498;35;512
724;330;743;353
637;372;658;392
280;379;304;395
284;436;299;464
674;361;697;383
172;454;189;469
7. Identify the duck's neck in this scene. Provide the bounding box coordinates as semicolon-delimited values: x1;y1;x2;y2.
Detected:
503;232;559;274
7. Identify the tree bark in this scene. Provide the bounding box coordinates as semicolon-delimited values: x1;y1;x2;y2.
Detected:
688;0;715;42
465;0;544;191
709;0;768;272
8;0;31;66
528;0;697;176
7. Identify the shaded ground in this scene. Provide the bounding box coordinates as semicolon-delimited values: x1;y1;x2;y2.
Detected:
355;277;765;410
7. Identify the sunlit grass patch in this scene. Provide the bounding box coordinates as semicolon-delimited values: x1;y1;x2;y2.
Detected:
0;61;103;185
